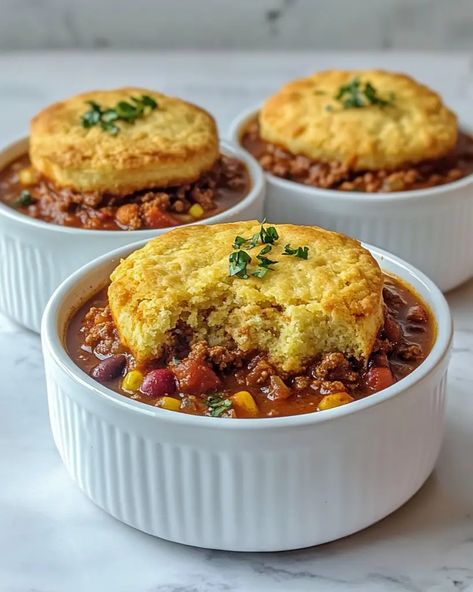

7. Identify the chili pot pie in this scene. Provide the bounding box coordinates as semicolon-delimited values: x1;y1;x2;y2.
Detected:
242;70;473;192
1;88;251;229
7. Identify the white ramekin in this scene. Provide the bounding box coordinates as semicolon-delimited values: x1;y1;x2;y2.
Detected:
0;138;265;332
41;238;452;552
229;107;473;292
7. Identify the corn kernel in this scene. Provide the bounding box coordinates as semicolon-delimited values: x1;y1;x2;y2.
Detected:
318;392;354;411
19;167;40;186
231;390;258;417
189;203;204;218
122;370;143;392
158;396;181;412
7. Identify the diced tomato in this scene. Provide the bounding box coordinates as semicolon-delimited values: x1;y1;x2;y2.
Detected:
173;356;221;396
364;366;395;392
143;205;179;229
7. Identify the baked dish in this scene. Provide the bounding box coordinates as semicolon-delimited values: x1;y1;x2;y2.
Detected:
67;221;435;418
0;88;250;229
241;70;473;192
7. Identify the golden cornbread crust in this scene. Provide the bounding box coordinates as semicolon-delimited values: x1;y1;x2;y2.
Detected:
30;88;219;194
260;70;458;171
108;222;384;373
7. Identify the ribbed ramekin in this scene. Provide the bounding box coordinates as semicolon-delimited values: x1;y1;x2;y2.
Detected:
0;138;265;332
229;108;473;292
41;238;452;552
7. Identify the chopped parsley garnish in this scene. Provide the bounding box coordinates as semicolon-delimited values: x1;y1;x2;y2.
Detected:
232;220;279;250
229;221;309;280
253;244;278;277
252;267;270;278
257;244;273;257
232;234;259;250
335;78;393;109
229;250;252;279
233;235;248;249
260;224;279;244
207;394;233;417
15;190;35;207
282;244;309;259
81;95;158;135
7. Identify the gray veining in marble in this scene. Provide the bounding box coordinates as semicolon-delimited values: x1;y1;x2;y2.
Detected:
1;0;473;51
0;51;472;592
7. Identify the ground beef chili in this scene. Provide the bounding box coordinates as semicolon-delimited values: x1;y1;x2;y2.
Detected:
66;275;435;418
241;117;473;192
0;154;250;230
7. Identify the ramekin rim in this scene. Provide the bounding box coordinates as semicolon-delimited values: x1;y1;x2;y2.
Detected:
41;237;453;431
0;137;265;236
228;105;473;203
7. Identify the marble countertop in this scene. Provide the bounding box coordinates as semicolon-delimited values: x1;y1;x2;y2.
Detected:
1;51;473;592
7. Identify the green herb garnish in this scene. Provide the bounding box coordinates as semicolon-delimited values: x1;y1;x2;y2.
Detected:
232;234;259;250
81;94;158;135
232;220;279;250
253;244;278;277
256;245;278;267
208;394;233;417
252;267;270;278
229;221;309;280
282;244;309;259
15;190;34;207
335;78;393;109
335;78;365;108
233;235;248;249
364;82;394;107
260;224;279;244
229;250;252;279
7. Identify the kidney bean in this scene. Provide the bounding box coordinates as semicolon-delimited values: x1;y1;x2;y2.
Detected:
406;305;428;323
91;354;127;381
406;323;426;334
140;369;177;398
384;314;402;343
382;285;407;309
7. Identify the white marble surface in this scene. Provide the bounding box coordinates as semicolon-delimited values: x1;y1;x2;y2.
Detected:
0;51;473;592
1;0;473;51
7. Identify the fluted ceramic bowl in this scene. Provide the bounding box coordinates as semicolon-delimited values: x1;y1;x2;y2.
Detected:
41;237;452;552
230;107;473;292
0;138;265;332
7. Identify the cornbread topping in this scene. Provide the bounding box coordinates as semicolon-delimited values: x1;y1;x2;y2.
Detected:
30;88;220;193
